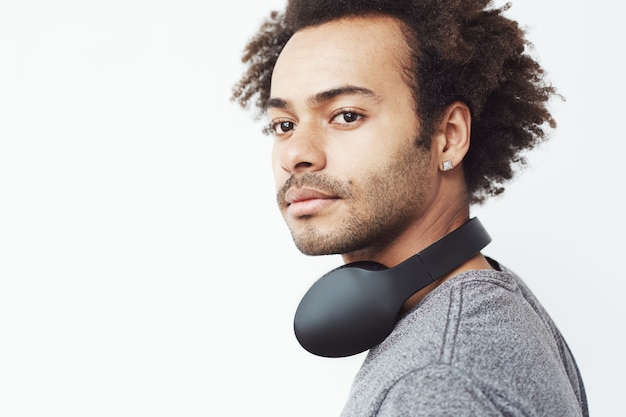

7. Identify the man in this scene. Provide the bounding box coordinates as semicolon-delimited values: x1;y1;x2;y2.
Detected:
232;0;588;416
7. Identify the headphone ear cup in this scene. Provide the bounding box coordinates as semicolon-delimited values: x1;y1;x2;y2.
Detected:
294;264;399;357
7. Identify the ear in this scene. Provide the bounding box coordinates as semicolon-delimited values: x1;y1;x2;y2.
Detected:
433;102;471;172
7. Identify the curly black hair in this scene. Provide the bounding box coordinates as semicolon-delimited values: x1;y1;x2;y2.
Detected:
232;0;558;203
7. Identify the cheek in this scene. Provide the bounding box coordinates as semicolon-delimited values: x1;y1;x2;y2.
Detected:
271;146;286;189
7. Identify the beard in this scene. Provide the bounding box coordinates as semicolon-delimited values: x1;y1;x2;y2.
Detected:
276;138;432;257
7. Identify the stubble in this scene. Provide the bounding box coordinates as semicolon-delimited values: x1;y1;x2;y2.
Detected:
277;139;432;257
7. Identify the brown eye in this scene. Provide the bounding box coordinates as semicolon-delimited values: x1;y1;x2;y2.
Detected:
331;110;363;126
342;112;359;123
270;120;296;135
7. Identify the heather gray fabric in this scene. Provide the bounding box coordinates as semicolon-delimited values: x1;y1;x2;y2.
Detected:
340;264;588;417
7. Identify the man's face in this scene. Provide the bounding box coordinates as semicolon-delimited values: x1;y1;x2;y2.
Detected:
267;15;440;261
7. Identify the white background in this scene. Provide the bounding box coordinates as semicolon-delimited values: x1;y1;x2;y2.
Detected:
0;0;623;416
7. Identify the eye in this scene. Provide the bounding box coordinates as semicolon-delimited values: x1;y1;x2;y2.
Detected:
266;120;297;136
330;110;364;127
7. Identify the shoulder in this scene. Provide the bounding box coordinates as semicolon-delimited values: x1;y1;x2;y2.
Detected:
376;364;513;416
341;268;586;417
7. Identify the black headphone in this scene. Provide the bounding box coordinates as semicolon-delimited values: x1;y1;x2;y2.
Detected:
293;217;491;358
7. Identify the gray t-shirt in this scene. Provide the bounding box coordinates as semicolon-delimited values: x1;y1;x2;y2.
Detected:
340;265;588;416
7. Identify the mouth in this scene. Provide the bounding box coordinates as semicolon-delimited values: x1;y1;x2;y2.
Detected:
284;188;339;218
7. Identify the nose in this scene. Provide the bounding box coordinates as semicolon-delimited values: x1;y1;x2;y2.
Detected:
275;123;327;175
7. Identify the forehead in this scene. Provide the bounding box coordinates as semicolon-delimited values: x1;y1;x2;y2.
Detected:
270;15;411;102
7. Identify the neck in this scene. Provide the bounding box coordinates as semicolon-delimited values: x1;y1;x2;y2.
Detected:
341;192;470;267
341;184;494;312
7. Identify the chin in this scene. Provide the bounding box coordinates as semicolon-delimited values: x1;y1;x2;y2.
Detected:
293;240;338;257
292;231;360;257
290;233;333;256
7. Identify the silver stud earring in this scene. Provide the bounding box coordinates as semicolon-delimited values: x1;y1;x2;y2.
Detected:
442;160;453;171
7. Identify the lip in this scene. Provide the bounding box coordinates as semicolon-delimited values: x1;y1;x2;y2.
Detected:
285;188;339;217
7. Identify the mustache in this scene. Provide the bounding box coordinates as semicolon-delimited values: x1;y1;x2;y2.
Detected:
277;173;353;205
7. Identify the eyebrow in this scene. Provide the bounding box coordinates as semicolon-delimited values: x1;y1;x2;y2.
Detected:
265;85;382;111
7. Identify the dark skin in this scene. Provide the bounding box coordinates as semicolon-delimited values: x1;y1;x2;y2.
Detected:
268;16;493;312
233;1;557;204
